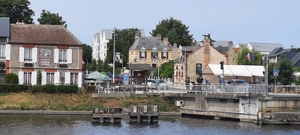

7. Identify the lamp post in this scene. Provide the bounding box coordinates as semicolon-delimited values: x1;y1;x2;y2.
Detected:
113;27;116;83
86;59;88;75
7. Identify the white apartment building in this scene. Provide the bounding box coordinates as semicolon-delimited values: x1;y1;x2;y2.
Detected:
92;29;113;61
92;29;145;62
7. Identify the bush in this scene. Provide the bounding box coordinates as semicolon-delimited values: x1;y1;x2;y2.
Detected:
0;84;28;93
57;85;78;93
85;85;96;93
6;73;18;84
43;84;56;93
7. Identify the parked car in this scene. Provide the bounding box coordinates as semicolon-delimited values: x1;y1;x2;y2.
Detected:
226;79;248;85
150;79;168;90
147;79;154;88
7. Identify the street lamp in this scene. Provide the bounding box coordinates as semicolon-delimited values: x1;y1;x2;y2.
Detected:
113;27;116;83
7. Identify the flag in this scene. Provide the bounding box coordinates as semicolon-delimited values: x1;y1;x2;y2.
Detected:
246;53;254;62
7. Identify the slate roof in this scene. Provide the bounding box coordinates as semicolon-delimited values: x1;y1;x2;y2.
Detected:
212;40;233;47
269;47;300;66
129;37;172;50
249;42;284;52
128;63;152;70
9;24;82;45
214;46;228;54
181;46;198;52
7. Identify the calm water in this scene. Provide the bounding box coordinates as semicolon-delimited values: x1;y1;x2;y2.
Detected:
0;114;299;135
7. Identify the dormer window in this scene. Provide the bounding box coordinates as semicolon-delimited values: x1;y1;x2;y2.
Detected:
140;47;146;59
162;48;168;59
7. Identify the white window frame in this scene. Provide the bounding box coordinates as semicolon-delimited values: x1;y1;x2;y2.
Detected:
24;48;32;62
0;44;5;60
24;72;32;84
70;73;78;85
46;73;55;84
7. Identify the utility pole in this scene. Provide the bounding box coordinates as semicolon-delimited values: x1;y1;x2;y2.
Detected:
113;27;116;83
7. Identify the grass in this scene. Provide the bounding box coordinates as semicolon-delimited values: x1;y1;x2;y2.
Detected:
0;92;179;112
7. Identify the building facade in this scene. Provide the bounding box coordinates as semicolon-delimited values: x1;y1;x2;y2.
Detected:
128;32;173;72
8;23;83;87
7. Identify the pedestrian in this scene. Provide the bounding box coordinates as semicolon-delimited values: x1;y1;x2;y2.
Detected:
185;77;191;91
197;75;203;91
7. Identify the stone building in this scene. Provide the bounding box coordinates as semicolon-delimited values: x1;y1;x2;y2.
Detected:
8;22;83;87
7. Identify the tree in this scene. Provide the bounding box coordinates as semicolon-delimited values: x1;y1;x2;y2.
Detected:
276;55;294;85
0;0;34;23
37;10;67;27
82;44;92;71
237;46;262;65
106;28;139;73
154;61;174;78
150;17;193;46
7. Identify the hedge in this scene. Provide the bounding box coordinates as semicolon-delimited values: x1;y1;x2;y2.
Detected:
0;84;78;94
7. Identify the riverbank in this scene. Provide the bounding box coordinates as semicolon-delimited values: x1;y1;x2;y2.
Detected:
0;92;179;113
0;110;180;116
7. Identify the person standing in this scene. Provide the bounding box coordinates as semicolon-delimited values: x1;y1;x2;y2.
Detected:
185;77;191;91
197;75;203;91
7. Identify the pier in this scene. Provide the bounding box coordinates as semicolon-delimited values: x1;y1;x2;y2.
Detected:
129;104;160;123
92;107;123;123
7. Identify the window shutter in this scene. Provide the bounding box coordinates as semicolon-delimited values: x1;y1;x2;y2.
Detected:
54;72;60;84
166;52;168;59
5;44;11;60
18;71;24;84
42;72;47;85
65;72;70;84
161;52;163;59
32;48;37;62
19;47;24;62
31;71;37;85
67;49;72;63
145;52;147;59
54;49;59;63
77;72;82;87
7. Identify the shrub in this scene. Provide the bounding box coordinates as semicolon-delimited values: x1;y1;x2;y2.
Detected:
43;84;56;93
6;73;18;84
57;85;78;93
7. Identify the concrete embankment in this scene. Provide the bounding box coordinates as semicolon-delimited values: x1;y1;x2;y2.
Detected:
0;110;180;116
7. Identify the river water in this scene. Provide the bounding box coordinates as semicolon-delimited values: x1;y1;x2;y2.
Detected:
0;114;299;135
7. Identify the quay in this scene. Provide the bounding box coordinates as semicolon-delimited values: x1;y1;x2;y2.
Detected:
92;107;123;123
93;84;300;124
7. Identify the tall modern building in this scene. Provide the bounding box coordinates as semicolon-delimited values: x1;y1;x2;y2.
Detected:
92;29;145;62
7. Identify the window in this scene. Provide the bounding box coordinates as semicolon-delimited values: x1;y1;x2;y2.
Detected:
47;73;54;84
70;73;78;85
24;72;32;84
162;52;168;59
0;45;5;60
140;51;146;59
151;52;158;59
59;49;67;62
24;48;32;62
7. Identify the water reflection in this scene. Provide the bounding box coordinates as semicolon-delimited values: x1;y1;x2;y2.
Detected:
0;114;300;135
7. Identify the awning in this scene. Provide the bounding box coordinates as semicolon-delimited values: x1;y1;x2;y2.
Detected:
207;64;265;77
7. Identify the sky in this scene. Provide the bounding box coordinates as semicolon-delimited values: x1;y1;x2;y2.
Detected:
29;0;300;48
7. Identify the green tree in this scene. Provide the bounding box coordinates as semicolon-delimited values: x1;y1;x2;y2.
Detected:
37;10;67;27
0;0;34;23
83;44;92;71
150;17;193;46
276;55;293;85
237;46;262;65
154;61;174;78
106;28;139;73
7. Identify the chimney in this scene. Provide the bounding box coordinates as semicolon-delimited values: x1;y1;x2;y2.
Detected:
191;40;197;47
156;34;161;40
173;43;178;48
135;31;141;41
16;20;25;24
163;37;169;46
291;45;294;49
